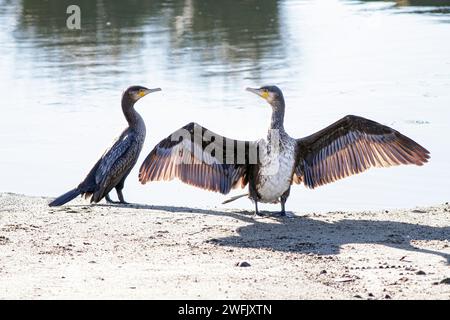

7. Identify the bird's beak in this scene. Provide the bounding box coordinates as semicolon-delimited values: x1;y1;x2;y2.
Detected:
246;87;260;96
246;87;268;100
142;87;162;96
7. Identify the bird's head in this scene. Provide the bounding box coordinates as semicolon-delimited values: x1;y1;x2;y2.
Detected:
246;85;284;109
124;85;162;103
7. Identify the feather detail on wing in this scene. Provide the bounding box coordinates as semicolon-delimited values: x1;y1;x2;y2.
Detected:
95;132;134;186
295;115;430;188
139;122;259;194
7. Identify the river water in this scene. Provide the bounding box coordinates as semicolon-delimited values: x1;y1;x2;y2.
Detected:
0;0;449;212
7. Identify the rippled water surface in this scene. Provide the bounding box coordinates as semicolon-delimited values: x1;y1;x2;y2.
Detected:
0;0;449;212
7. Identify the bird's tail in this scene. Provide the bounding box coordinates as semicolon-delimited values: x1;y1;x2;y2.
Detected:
48;188;81;207
222;193;248;205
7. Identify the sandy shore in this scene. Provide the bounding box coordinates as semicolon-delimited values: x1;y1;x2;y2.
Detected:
0;192;448;299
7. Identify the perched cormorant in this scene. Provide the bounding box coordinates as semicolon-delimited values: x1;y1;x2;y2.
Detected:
139;86;429;215
49;85;161;207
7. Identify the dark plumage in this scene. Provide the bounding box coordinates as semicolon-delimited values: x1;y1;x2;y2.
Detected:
295;115;429;188
139;86;429;215
49;85;161;207
139;123;256;193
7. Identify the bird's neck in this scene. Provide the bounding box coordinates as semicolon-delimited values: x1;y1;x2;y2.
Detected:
269;101;285;132
121;96;142;128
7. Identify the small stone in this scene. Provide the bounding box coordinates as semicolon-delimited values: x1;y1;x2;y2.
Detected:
334;277;355;283
439;278;450;285
235;261;251;267
415;270;426;275
385;294;392;299
368;293;374;297
354;295;362;299
320;270;327;275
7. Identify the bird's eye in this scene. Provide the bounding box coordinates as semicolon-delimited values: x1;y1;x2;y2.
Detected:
260;89;270;99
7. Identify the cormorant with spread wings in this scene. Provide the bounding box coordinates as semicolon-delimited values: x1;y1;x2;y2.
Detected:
139;86;429;215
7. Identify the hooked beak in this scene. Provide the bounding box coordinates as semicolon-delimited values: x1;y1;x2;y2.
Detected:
246;87;261;96
143;87;162;96
246;87;270;101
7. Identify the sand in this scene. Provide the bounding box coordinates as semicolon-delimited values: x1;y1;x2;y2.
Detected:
0;192;448;299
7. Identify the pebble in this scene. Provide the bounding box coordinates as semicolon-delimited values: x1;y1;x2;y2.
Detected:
440;278;450;285
415;270;426;275
235;261;251;267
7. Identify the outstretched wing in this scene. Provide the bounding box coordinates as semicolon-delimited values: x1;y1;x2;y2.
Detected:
295;115;430;188
139;122;259;194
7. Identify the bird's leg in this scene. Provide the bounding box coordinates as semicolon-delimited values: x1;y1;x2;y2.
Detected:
280;200;286;216
253;200;262;217
278;187;290;217
248;180;262;217
116;189;129;205
115;179;129;205
105;193;116;204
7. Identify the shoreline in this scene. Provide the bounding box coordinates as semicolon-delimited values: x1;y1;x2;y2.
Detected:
0;192;449;299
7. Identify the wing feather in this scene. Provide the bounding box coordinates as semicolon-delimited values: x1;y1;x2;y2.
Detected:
139;122;259;194
95;132;135;186
296;115;430;188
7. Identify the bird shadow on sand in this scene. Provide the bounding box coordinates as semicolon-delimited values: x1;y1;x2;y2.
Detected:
227;214;450;264
90;202;450;264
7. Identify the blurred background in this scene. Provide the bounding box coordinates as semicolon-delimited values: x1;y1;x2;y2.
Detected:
0;0;449;212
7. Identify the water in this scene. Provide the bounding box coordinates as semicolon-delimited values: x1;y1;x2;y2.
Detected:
0;0;449;213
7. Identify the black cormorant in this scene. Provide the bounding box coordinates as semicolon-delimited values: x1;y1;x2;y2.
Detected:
139;86;429;215
49;85;161;207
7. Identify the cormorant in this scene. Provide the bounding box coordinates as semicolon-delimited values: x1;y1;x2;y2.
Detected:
139;86;429;215
49;85;161;207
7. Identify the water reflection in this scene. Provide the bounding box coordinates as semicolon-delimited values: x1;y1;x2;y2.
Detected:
165;0;283;77
389;0;450;5
10;0;284;90
360;0;450;16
